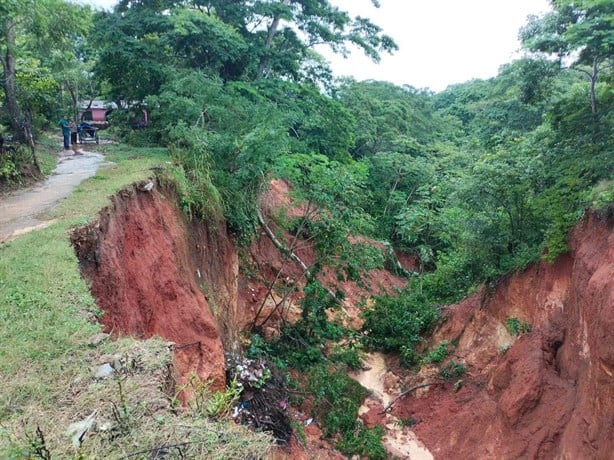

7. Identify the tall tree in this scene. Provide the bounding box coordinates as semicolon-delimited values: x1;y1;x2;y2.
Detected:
0;0;90;145
97;0;397;97
337;80;437;158
520;0;614;114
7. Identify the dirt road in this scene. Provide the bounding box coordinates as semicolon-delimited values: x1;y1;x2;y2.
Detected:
0;151;106;243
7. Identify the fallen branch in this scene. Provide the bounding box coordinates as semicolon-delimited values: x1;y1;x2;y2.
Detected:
256;208;343;306
380;382;438;414
381;241;419;278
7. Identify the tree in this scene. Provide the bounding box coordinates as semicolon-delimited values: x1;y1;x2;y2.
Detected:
96;0;397;95
520;0;614;114
337;80;438;158
0;0;89;169
92;6;175;104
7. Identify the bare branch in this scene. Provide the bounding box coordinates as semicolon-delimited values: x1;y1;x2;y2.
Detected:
380;381;439;413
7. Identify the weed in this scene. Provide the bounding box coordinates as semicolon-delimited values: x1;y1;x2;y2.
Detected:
111;377;132;434
23;425;51;460
439;360;466;380
204;378;243;417
0;154;18;180
398;416;418;427
400;344;420;367
290;419;306;445
336;424;387;460
506;317;532;336
175;374;242;418
330;341;364;370
421;340;453;365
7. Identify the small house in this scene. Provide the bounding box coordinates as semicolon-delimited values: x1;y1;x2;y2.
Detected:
80;100;114;128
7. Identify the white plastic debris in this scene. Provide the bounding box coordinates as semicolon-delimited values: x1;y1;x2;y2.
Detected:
94;363;114;379
66;410;97;447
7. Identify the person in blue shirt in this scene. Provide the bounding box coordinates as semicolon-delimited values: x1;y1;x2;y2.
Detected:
59;115;70;150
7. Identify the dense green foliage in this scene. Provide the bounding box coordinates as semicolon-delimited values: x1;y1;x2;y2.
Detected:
362;286;439;366
1;0;612;455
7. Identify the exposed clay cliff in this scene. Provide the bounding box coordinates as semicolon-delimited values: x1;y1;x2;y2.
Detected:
72;182;230;392
72;178;613;459
392;211;614;459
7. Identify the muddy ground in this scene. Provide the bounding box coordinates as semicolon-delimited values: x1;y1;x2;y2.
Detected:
0;151;106;243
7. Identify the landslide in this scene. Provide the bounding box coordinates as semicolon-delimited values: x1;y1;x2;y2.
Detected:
72;180;231;393
391;210;614;459
71;177;409;458
72;175;613;459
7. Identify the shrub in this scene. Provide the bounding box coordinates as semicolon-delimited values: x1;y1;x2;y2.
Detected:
506;316;532;336
330;342;363;370
0;154;18;181
421;340;452;364
361;286;439;366
439;360;466;380
307;364;368;437
337;424;387;460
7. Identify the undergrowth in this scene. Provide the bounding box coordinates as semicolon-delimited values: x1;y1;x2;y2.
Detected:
247;281;388;458
506;316;532;336
361;282;440;366
0;137;56;193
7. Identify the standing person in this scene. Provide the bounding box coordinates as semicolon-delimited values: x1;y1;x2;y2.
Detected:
59;115;70;150
69;117;78;146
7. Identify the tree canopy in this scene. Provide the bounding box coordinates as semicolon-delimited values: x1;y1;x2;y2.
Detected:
1;1;613;455
1;0;612;338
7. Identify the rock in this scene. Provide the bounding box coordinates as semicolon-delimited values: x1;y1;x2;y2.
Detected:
383;372;400;392
94;363;114;379
89;332;110;347
360;403;386;428
139;179;155;192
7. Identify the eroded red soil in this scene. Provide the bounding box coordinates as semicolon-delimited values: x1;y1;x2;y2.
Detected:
73;177;613;459
392;211;614;459
72;182;227;391
72;178;409;458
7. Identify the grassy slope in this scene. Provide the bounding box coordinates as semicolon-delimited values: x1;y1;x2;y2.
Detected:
0;144;272;458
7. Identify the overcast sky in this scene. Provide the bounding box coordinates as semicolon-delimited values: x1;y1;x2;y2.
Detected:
81;0;551;92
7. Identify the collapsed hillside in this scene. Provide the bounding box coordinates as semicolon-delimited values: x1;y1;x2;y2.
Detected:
72;179;613;458
71;178;410;457
390;209;614;459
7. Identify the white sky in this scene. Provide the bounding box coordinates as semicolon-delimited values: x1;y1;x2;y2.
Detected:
82;0;552;92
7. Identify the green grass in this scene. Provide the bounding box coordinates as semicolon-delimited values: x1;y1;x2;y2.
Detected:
0;143;168;417
49;144;169;222
0;142;273;458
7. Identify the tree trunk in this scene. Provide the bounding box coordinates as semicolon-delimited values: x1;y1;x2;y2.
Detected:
590;56;598;114
69;85;79;120
23;110;41;175
257;0;291;78
1;19;26;143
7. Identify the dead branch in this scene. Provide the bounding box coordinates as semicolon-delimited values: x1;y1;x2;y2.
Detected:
256;208;343;306
380;382;438;414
